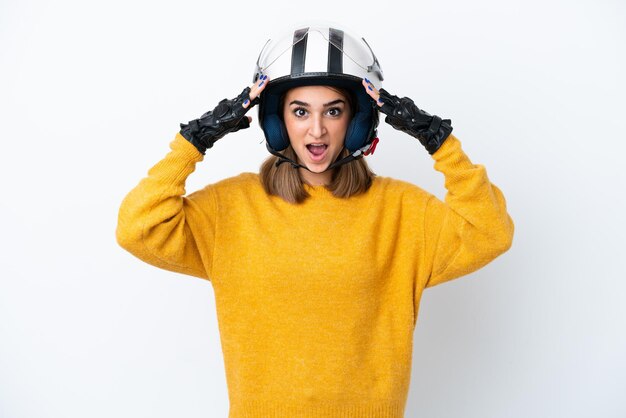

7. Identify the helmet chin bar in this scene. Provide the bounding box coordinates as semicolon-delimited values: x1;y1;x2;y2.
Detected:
265;141;375;174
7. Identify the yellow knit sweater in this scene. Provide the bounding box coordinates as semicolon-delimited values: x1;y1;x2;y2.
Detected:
116;132;513;418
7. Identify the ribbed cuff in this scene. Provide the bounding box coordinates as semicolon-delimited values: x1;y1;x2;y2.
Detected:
172;132;205;162
430;134;476;174
143;133;205;187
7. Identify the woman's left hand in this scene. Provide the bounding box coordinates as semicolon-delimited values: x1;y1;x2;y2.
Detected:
361;78;384;109
361;78;453;155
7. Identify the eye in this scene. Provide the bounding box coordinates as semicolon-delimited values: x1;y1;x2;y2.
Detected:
327;107;342;117
293;107;308;118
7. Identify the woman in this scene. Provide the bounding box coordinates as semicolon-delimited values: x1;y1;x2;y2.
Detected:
116;23;514;418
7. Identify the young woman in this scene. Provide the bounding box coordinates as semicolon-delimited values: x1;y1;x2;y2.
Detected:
116;23;513;418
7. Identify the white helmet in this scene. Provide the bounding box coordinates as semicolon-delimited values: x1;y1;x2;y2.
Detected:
253;22;384;171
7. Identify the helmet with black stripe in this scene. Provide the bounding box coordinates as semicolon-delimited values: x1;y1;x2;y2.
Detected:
253;23;384;172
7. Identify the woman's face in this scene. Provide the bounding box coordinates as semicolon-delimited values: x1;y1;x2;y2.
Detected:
282;85;351;186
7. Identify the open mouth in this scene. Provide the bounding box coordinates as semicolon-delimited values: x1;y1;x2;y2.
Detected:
306;144;328;162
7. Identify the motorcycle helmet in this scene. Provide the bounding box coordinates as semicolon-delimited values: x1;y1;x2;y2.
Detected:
253;22;384;171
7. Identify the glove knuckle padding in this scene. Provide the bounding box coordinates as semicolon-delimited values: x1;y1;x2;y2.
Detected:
179;86;258;154
378;88;453;155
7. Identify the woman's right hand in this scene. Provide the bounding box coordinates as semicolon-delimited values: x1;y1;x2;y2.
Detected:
179;75;270;155
241;73;269;115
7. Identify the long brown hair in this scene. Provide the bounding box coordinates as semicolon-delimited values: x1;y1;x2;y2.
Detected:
259;85;376;204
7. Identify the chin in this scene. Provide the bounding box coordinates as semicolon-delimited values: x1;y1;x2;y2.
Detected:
299;161;328;172
309;165;330;173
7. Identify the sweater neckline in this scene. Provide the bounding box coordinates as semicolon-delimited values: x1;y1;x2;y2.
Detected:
303;183;334;197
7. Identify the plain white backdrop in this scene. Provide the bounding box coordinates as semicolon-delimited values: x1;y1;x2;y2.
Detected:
1;0;625;417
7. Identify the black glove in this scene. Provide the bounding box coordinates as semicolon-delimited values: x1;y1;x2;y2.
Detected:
179;86;260;155
377;88;453;155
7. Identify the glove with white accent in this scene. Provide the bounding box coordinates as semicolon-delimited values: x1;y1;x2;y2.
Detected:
377;88;453;155
179;86;260;155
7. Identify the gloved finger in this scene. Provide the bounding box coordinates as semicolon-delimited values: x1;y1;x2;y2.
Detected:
224;116;249;136
379;102;395;116
377;88;400;116
232;87;251;112
237;115;251;130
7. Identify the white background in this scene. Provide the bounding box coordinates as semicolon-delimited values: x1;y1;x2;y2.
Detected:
1;0;625;417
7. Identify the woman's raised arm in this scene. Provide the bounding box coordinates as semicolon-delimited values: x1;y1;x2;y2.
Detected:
420;134;514;288
362;79;514;288
116;78;268;280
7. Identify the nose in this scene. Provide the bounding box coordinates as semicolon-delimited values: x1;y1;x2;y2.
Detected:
308;113;327;139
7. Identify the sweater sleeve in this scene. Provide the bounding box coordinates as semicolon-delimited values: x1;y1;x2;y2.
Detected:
115;133;217;281
419;134;514;288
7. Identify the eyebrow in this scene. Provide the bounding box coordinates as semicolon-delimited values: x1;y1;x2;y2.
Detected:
288;99;346;107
